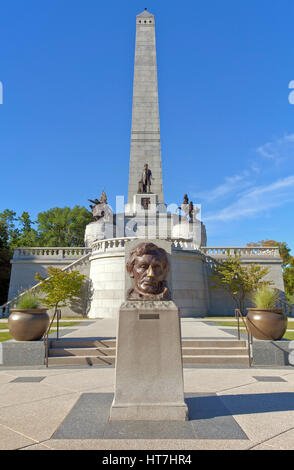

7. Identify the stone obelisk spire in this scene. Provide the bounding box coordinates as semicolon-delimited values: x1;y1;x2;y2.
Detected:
127;9;164;206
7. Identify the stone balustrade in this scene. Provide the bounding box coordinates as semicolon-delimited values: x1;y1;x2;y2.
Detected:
13;247;91;259
171;239;201;251
12;244;281;259
201;247;280;257
91;237;201;254
91;238;132;253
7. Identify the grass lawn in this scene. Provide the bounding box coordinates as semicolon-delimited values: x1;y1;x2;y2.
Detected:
0;320;83;342
204;317;235;320
0;332;13;342
283;331;294;340
210;318;294;340
212;319;294;327
0;320;83;330
50;321;83;328
212;321;246;328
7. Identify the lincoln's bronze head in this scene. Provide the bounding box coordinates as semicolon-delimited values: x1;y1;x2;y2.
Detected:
126;242;171;300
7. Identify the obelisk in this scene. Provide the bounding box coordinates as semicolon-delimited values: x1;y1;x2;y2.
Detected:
127;9;164;206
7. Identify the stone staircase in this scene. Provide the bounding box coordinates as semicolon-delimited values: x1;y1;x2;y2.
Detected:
47;338;249;366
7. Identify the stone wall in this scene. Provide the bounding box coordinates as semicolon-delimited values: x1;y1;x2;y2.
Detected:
204;251;285;316
87;252;125;319
4;243;284;319
172;251;209;317
8;248;90;301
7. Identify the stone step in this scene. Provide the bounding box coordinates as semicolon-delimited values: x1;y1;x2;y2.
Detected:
47;338;249;366
183;355;250;365
48;356;116;366
182;340;247;348
49;346;248;358
49;338;247;349
182;347;248;356
47;354;249;366
49;339;116;349
49;347;116;357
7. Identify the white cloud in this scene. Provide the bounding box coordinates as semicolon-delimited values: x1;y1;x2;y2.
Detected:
205;175;294;222
194;170;251;202
256;133;294;162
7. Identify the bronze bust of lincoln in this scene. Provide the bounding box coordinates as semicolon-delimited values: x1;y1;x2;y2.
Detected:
126;242;171;300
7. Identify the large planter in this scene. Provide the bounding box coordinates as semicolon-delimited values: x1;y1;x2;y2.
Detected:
246;308;287;341
8;309;50;341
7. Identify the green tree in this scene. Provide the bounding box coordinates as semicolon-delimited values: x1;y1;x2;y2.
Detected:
35;266;86;316
15;212;39;247
0;220;13;305
0;209;20;247
247;239;294;299
209;254;272;313
0;205;92;306
37;206;92;247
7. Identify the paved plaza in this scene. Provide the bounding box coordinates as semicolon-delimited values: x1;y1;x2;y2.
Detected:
0;318;293;450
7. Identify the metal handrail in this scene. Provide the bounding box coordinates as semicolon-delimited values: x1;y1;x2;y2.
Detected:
235;309;253;367
44;308;61;368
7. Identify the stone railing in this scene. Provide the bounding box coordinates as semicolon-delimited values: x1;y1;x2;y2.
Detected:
12;244;279;260
13;247;91;260
91;240;280;257
172;239;201;251
91;237;132;253
201;247;281;258
91;237;201;254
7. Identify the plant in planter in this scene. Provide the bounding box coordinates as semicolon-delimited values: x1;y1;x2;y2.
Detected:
246;287;288;340
8;292;50;341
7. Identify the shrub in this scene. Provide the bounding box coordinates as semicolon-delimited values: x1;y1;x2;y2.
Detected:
209;254;272;313
15;293;40;309
35;267;86;315
252;287;280;309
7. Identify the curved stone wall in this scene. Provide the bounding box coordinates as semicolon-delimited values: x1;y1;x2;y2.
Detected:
87;238;209;318
87;251;125;319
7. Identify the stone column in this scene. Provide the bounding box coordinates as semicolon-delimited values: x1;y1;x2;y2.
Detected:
127;10;164;205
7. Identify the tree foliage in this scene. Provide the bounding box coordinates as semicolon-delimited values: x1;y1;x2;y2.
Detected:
0;206;92;249
35;267;86;313
247;239;294;300
36;206;92;247
209;254;272;313
0;206;92;305
0;218;13;305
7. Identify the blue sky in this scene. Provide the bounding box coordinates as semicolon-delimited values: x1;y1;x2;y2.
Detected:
0;0;294;250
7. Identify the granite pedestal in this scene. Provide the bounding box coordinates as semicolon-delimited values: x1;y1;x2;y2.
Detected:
110;300;188;421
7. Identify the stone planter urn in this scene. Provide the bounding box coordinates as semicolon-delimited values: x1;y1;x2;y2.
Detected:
246;308;287;341
8;309;50;341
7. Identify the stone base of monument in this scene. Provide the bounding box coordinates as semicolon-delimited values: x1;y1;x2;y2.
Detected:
252;339;292;366
109;300;188;421
0;341;45;366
